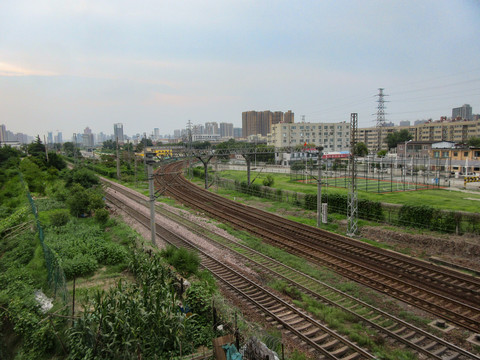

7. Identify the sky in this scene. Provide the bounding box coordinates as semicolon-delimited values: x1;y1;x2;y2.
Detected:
1;0;479;140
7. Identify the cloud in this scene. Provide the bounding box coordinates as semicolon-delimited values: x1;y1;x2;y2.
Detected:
0;62;58;77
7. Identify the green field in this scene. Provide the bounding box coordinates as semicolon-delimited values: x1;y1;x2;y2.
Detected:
216;170;480;213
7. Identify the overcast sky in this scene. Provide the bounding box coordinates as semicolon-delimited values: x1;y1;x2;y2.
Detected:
1;0;479;139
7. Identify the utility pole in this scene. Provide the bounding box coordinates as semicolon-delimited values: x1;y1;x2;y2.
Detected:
316;146;323;227
43;135;49;162
73;133;77;165
146;152;156;244
116;136;121;180
187;120;193;180
347;113;358;237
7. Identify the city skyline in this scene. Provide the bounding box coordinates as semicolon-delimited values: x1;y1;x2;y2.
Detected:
1;1;479;137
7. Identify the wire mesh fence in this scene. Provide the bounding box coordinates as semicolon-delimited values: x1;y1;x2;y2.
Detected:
21;173;69;303
290;157;452;193
212;177;480;235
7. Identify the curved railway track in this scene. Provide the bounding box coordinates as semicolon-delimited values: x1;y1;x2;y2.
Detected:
104;187;374;360
155;161;480;335
103;177;480;360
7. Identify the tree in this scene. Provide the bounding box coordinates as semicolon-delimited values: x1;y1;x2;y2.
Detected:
27;136;46;158
102;139;116;150
377;149;388;157
353;142;369;157
122;142;134;151
255;144;275;163
290;162;305;171
67;184;90;216
64;167;100;188
63;142;81;158
192;141;211;149
46;152;67;170
467;137;480;147
0;146;21;168
385;129;413;149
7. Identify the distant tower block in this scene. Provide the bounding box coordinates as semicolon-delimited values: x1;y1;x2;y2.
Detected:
375;88;388;151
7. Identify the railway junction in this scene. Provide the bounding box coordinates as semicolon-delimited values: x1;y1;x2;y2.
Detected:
103;156;480;360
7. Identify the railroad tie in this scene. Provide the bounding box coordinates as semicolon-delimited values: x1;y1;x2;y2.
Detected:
330;345;350;357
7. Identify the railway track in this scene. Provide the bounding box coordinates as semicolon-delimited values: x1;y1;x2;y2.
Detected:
155;161;480;335
103;177;480;360
104;187;374;360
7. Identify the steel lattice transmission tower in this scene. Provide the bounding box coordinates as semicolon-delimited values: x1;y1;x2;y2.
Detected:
347;113;358;237
375;88;388;151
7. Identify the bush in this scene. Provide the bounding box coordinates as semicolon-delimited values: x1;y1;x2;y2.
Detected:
304;194;317;210
102;242;128;265
94;208;110;224
67;184;90;217
49;209;70;227
263;175;275;187
398;204;434;228
62;254;98;279
161;246;200;277
398;204;460;233
64;167;99;189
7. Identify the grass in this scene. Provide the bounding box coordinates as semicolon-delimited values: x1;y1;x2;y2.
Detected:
289;293;417;359
216;170;480;213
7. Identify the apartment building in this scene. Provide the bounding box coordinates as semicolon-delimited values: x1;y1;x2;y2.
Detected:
357;118;480;153
219;122;234;138
268;121;350;151
242;110;294;138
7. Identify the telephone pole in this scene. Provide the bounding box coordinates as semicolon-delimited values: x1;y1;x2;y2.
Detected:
145;153;156;244
116;136;121;180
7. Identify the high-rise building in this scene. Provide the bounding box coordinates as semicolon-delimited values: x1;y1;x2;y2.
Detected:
219;122;234;138
233;128;242;138
242;110;294;138
242;111;258;137
113;123;124;144
273;112;284;124
47;132;53;144
57;132;63;144
83;127;94;148
258;111;273;136
154;128;160;140
284;110;294;123
399;120;411;127
193;124;204;135
205;122;219;135
452;104;473;120
97;132;106;143
0;124;6;143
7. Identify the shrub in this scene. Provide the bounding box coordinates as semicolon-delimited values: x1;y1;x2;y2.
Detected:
398;204;434;228
64;167;99;189
94;208;110;224
49;209;70;227
62;254;98;279
161;246;200;277
102;242;128;265
304;194;317;210
86;188;105;211
263;175;275;187
67;184;90;217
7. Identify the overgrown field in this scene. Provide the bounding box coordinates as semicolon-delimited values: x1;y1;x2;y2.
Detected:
0;146;233;359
